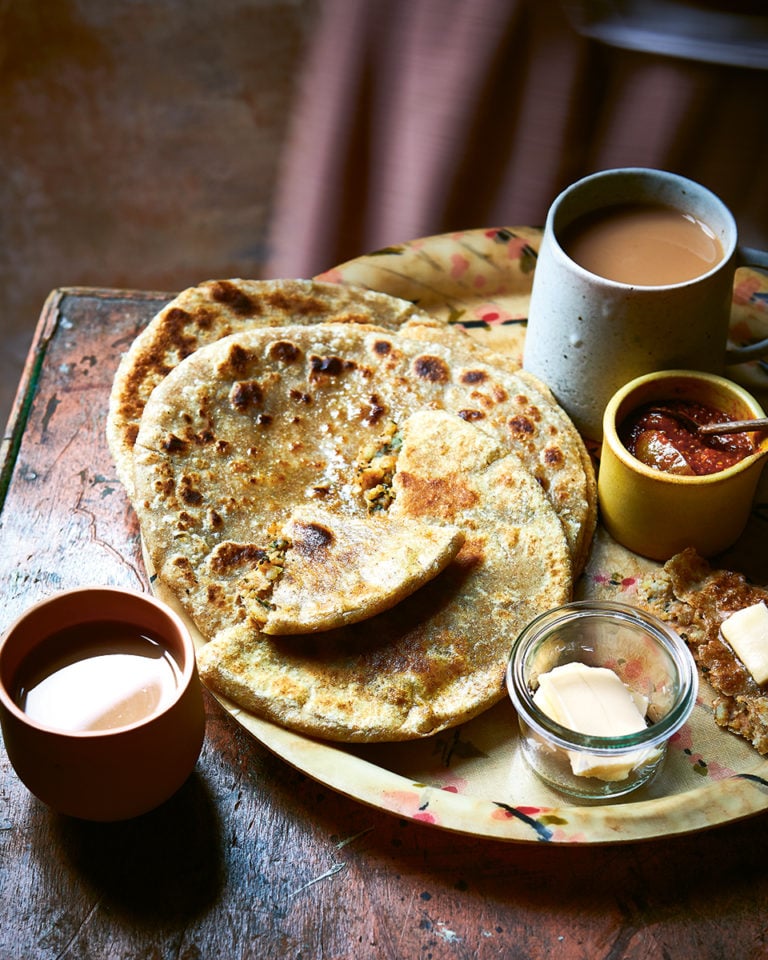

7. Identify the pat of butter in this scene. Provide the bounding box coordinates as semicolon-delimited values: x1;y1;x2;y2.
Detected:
535;662;648;736
721;602;768;686
533;662;657;782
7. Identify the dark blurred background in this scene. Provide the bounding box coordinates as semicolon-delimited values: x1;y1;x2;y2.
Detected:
3;0;768;429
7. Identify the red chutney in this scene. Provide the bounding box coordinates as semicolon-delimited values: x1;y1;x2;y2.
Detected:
619;400;756;476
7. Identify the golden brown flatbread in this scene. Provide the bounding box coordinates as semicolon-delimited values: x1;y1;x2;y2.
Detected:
109;279;595;574
636;548;768;755
132;324;574;740
107;278;425;498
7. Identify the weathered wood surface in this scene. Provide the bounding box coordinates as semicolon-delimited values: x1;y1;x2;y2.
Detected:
1;288;767;960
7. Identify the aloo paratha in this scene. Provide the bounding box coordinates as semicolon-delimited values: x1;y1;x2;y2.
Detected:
132;324;574;740
109;278;595;573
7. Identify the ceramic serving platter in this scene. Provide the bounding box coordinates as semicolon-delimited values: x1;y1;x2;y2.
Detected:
163;227;768;844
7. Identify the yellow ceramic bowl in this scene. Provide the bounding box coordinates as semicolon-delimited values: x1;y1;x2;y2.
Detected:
598;370;768;561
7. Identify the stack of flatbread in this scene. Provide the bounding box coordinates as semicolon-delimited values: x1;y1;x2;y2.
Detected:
108;278;597;742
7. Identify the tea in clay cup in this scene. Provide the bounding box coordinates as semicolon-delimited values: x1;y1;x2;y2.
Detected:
523;167;768;440
0;587;206;821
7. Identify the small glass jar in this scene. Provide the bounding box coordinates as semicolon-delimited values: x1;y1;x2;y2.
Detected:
506;600;698;800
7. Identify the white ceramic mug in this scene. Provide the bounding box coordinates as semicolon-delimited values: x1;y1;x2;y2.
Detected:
523;168;768;439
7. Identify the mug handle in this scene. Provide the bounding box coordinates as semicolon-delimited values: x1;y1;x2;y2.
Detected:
726;246;768;364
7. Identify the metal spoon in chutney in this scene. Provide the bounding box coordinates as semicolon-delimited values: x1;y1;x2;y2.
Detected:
619;400;759;476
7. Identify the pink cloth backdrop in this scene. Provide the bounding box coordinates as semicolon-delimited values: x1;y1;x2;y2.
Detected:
265;0;768;280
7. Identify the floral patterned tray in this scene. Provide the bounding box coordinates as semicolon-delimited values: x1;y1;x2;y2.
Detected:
194;228;768;843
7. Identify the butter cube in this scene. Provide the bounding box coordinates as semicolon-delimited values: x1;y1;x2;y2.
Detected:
721;602;768;686
533;662;653;782
535;662;648;737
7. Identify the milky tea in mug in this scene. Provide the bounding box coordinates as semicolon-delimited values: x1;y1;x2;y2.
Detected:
560;203;724;286
523;168;768;440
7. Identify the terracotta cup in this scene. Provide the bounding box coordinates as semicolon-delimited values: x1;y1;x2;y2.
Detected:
0;587;205;821
598;370;768;560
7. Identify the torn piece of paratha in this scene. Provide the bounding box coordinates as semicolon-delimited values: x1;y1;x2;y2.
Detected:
636;548;768;755
231;504;464;635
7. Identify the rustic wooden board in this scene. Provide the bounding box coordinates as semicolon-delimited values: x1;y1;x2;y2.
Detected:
1;288;768;959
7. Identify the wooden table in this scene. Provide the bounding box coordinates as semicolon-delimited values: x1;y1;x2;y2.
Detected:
1;288;767;960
